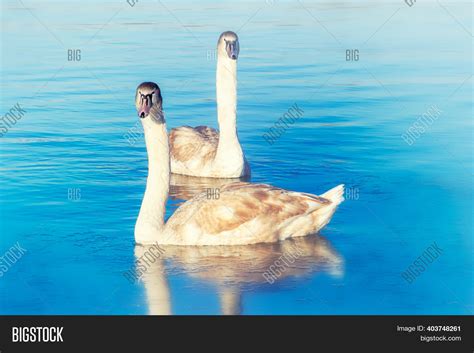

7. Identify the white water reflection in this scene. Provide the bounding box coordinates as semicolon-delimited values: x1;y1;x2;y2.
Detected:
135;236;343;315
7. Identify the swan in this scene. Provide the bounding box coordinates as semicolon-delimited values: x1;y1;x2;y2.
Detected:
134;81;344;245
169;31;250;178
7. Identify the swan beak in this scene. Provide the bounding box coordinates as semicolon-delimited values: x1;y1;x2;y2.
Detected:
138;97;152;119
227;42;238;60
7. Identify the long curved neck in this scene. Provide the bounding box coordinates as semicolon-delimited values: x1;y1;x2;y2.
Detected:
215;53;241;161
135;112;169;244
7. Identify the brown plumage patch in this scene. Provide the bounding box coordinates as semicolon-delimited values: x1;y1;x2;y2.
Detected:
194;126;217;136
170;126;219;164
299;192;331;204
194;183;313;235
253;190;269;202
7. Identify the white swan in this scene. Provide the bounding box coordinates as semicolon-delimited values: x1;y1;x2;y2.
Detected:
169;31;250;178
134;82;344;245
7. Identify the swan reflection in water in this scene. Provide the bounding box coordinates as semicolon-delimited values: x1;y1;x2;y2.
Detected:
169;173;250;203
134;235;343;315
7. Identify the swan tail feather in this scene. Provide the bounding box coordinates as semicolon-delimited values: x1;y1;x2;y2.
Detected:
320;184;345;206
307;184;344;233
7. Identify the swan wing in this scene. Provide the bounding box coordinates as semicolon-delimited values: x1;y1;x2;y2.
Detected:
166;182;337;245
170;126;219;166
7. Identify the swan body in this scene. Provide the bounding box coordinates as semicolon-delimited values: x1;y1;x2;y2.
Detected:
160;181;344;245
134;82;344;246
170;31;249;178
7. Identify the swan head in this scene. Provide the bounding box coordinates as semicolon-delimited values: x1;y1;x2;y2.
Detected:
135;82;163;121
218;31;239;60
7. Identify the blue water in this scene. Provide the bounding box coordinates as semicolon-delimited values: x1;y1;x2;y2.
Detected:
0;0;472;314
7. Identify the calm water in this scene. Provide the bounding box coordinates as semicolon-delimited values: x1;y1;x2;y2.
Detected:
0;0;472;314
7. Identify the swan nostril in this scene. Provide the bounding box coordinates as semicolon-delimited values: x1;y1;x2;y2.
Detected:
140;112;145;118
